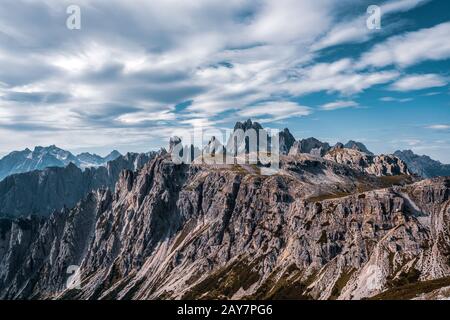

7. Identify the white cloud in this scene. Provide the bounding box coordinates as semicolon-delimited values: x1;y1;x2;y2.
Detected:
390;74;448;91
380;97;413;102
426;124;450;130
320;101;358;111
247;0;334;44
358;22;450;68
239;101;312;122
285;59;400;96
313;0;430;50
0;0;447;154
382;0;430;13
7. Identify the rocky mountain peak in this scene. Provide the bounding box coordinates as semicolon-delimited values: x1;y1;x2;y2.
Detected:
0;149;448;300
394;150;450;178
344;140;373;155
279;128;296;155
233;118;263;132
169;136;182;153
105;150;122;162
289;137;331;157
324;148;409;176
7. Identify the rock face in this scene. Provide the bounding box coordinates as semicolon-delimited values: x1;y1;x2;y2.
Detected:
234;119;263;132
279;129;296;155
0;121;449;301
325;148;409;177
1;151;448;301
0;152;156;217
77;150;122;168
394;150;450;178
169;137;182;154
289;138;331;157
344;141;373;155
0;145;122;181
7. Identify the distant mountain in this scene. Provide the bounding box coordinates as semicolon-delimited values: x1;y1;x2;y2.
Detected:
1;145;448;300
0;146;122;181
0;151;158;218
3;119;450;301
76;150;121;168
394;150;450;178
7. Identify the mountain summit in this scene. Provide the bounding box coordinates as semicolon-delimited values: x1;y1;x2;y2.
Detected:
0;146;122;181
0;120;450;300
394;150;450;178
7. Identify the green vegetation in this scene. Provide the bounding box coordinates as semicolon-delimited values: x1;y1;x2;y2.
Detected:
247;264;313;300
330;268;356;300
370;276;450;300
182;257;262;299
378;175;414;188
306;192;351;203
388;268;421;288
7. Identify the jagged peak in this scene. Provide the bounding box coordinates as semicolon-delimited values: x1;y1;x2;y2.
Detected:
344;140;373;155
233;118;263;132
106;150;121;157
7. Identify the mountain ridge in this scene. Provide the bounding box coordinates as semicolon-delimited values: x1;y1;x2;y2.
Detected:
394;150;450;178
0;145;123;181
0;151;447;300
0;120;449;300
0;151;158;218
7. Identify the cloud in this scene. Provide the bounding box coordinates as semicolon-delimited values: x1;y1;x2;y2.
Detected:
358;22;450;68
239;101;312;122
390;74;448;91
379;96;413;103
426;124;450;130
246;0;334;44
382;0;430;12
0;0;448;154
0;0;337;132
320;100;358;111
1;91;71;104
285;59;400;96
313;0;430;50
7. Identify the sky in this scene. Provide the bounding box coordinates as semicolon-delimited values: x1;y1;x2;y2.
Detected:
0;0;449;162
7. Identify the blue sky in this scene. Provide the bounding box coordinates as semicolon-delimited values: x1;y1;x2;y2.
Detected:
0;0;449;162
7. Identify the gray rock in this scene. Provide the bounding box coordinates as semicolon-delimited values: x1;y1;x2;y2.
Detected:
0;146;123;181
2;153;446;300
289;138;331;157
0;152;156;217
344;140;373;155
324;148;409;177
279;128;296;155
394;150;450;178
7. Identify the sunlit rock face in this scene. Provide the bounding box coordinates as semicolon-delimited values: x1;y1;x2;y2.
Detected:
0;147;448;300
0;121;449;301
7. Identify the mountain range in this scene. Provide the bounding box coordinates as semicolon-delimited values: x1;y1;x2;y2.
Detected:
0;151;158;218
0;120;449;300
0;145;122;182
394;150;450;178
